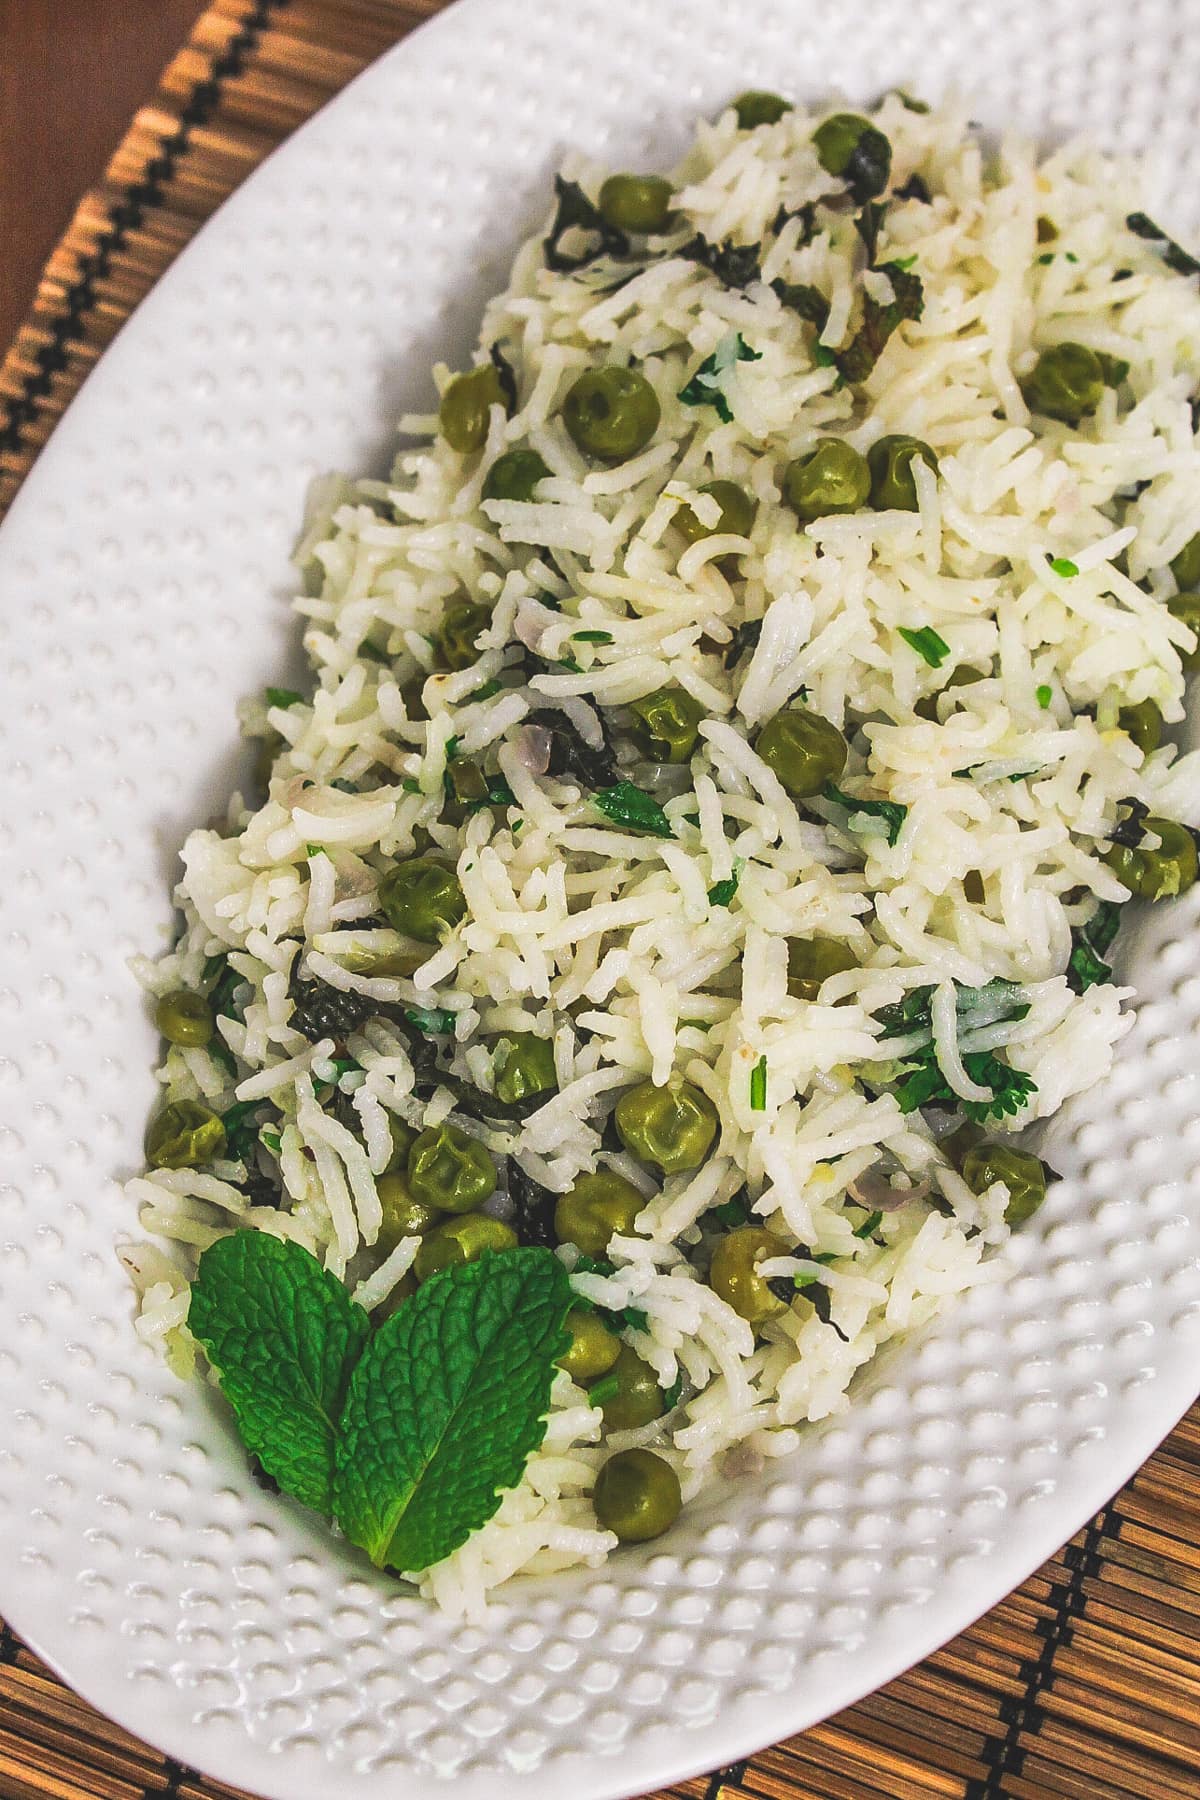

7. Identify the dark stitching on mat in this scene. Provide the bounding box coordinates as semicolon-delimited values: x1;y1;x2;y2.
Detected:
968;1503;1114;1798
0;0;282;465
162;1755;188;1798
704;1759;749;1798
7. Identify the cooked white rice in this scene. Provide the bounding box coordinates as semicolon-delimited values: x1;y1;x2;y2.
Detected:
126;91;1200;1617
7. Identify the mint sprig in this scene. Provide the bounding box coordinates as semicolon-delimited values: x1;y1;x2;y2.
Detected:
188;1235;571;1575
334;1250;571;1572
188;1233;369;1513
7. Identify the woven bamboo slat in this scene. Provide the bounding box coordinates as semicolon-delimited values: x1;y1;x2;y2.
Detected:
1;4;1199;1797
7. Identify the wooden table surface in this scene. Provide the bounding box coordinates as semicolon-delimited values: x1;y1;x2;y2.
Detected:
0;0;206;349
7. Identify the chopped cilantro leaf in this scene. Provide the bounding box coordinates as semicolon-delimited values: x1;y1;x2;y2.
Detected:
404;1006;457;1036
823;781;907;847
1049;556;1079;578
677;332;762;423
707;858;744;907
593;782;674;837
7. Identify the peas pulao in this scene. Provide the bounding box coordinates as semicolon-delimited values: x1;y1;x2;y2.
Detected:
123;90;1200;1614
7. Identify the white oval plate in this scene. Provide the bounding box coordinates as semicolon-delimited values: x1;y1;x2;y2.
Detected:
2;0;1200;1794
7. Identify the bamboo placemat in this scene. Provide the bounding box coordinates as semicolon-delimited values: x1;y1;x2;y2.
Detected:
2;3;1200;1795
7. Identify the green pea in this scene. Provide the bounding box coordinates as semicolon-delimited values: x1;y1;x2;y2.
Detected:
961;1142;1048;1226
383;1115;418;1174
913;664;986;721
784;438;872;522
378;859;466;944
1117;698;1163;757
627;687;706;764
407;1121;497;1214
376;1171;441;1253
674;479;757;546
786;937;857;1001
556;1307;621;1384
1171;535;1200;593
493;1033;557;1106
439;364;508;453
614;1077;718;1175
1168;592;1200;671
592;1447;682;1543
437;599;491;670
812;113;892;199
1021;342;1105;424
709;1226;789;1328
867;434;939;510
482;448;551;504
145;1100;226;1170
414;1212;517;1281
597;1344;667;1431
598;173;674;234
1101;816;1198;900
562;367;661;462
756;705;847;797
554;1170;646;1257
732;90;793;130
154;989;214;1048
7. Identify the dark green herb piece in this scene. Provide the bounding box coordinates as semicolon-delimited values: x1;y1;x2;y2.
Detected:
749;1056;768;1111
876;978;1029;1040
894;1050;1037;1122
571;630;614;644
895;173;931;203
404;1006;457;1036
823;781;907;847
898;625;950;668
1096;352;1130;387
221;1098;264;1163
593;781;674;837
1126;211;1200;279
895;90;930;113
679;234;763;290
837;264;925;385
707;861;743;907
525;707;619;789
544;174;630;273
1050;556;1079;578
677;332;762;423
770;278;831;330
1066;897;1123;994
854;200;888;264
853;1209;884;1238
266;687;304;709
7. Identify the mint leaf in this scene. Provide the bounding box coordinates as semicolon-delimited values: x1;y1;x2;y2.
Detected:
333;1247;571;1574
188;1233;369;1514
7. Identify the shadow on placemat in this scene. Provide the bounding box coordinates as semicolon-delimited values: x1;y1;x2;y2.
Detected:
2;5;1200;1798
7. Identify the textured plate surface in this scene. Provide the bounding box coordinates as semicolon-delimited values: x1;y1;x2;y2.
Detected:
1;1;1200;1796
